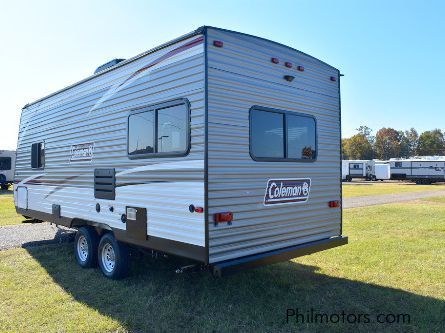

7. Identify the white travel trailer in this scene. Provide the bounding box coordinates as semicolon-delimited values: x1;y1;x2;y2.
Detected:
390;157;445;184
373;163;391;181
0;150;15;190
14;27;346;278
342;160;374;181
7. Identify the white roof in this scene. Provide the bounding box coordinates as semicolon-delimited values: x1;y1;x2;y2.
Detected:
390;156;445;162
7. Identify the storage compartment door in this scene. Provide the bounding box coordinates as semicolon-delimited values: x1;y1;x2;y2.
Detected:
125;207;147;241
16;187;28;209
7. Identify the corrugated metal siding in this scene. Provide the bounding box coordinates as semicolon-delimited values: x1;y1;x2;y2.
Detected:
206;29;341;263
15;35;206;246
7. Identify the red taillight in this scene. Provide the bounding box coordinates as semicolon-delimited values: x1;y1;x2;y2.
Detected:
330;76;337;82
194;207;204;213
285;62;293;68
214;212;233;223
328;200;341;208
271;57;279;64
297;65;305;72
213;40;223;47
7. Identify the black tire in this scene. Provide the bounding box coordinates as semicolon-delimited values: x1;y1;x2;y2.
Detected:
346;175;352;182
74;226;99;268
98;233;129;279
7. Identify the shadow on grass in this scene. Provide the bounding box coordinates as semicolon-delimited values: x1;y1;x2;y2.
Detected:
26;244;444;332
0;189;13;195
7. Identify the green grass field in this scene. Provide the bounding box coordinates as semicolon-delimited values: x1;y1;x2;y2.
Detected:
421;196;445;204
342;182;443;198
0;196;444;332
0;191;25;227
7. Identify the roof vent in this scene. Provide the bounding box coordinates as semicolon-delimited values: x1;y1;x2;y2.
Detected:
94;58;125;74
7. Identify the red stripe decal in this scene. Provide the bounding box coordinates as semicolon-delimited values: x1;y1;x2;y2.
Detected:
118;36;204;88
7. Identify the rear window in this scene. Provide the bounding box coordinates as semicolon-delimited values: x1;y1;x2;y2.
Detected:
250;107;316;161
0;157;11;170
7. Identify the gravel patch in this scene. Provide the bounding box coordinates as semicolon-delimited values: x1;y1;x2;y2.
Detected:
0;222;75;251
343;190;445;209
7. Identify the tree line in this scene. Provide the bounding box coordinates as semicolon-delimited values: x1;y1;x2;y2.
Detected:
342;126;445;160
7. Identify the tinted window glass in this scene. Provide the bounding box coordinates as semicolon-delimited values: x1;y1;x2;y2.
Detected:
250;107;317;161
0;157;11;170
40;142;45;167
287;115;316;160
157;104;187;153
251;110;284;158
128;111;155;155
128;101;189;157
31;142;44;169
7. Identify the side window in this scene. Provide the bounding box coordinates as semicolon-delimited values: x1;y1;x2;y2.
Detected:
0;157;11;170
395;162;402;168
128;100;189;158
31;142;45;169
250;107;316;161
157;104;187;153
128;111;155;155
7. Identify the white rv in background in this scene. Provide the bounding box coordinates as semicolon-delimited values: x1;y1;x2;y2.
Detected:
0;150;15;190
342;160;374;181
390;157;445;184
14;27;346;278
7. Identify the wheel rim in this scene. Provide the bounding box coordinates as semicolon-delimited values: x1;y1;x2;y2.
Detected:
77;235;88;262
101;243;115;273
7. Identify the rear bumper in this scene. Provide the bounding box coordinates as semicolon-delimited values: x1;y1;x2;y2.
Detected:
212;235;348;277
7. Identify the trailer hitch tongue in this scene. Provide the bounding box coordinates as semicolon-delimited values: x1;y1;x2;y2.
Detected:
175;264;202;274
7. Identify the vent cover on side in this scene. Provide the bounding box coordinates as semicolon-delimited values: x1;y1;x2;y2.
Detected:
94;168;115;200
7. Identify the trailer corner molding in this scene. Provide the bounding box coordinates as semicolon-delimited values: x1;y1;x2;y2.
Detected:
264;178;311;206
70;142;94;161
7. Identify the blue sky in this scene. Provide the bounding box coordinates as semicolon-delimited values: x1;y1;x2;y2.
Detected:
0;0;444;149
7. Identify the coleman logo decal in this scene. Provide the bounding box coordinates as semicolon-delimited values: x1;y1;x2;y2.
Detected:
264;178;311;206
70;142;94;161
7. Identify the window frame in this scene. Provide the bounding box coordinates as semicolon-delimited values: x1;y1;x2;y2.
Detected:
249;106;318;162
31;142;45;169
127;98;191;159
